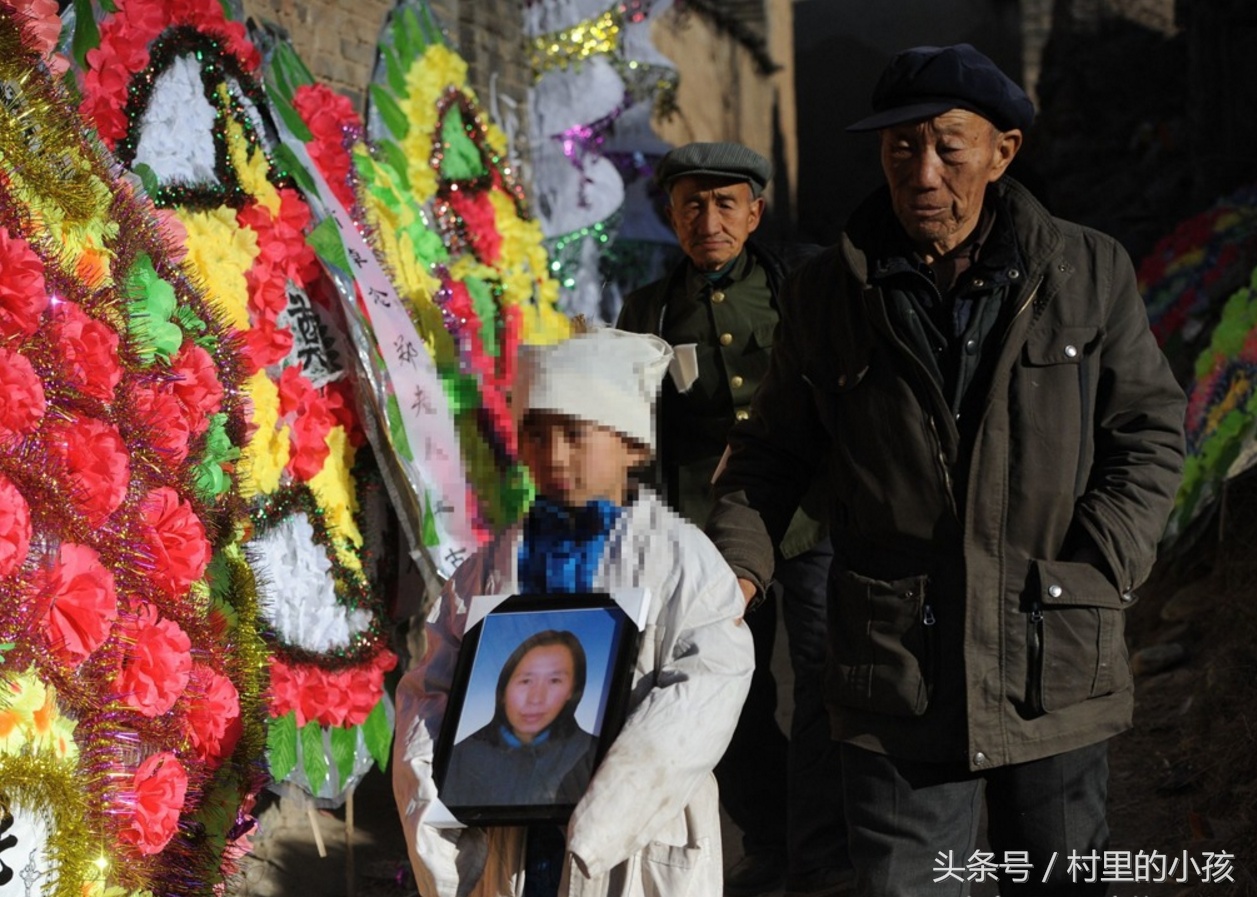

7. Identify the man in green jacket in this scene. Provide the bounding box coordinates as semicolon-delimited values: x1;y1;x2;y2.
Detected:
706;45;1186;896
618;143;851;897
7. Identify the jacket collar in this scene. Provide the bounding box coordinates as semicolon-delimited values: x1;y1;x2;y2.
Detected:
841;177;1062;284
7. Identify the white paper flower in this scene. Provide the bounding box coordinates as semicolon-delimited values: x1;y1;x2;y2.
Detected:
252;512;373;654
132;54;219;186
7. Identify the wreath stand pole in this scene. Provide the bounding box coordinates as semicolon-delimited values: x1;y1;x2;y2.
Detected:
305;800;327;858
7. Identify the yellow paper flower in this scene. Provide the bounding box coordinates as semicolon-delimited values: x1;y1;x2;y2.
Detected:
239;371;289;498
309;425;361;563
177;205;259;330
222;85;282;216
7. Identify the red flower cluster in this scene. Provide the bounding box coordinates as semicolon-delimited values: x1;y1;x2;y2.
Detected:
81;0;261;146
132;383;193;464
141;487;211;599
447;190;503;265
47;300;123;402
292;83;361;212
39;542;118;667
269;649;398;728
0;346;46;447
237;190;319;371
121;751;189;856
169;343;225;437
277;365;335;481
0;226;49;338
0;472;32;579
117;602;194;718
185;662;243;765
46;416;130;526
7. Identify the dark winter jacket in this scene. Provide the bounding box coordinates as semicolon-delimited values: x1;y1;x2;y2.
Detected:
706;177;1187;769
618;242;825;559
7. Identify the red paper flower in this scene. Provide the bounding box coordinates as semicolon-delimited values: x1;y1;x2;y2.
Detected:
118;603;193;718
169;343;224;435
343;649;398;727
140;487;210;598
269;650;397;728
447;190;502;265
40;542;118;667
48;300;123;402
323;380;365;447
131;383;192;465
293;84;359;211
185;663;242;764
0;472;32;579
242;317;293;371
0;347;46;446
47;416;130;525
287;397;335;482
0;226;49;338
122;751;188;856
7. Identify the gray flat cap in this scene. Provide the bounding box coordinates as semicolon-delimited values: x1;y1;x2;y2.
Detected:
655;142;772;196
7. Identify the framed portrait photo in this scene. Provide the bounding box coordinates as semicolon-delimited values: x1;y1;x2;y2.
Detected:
432;591;648;827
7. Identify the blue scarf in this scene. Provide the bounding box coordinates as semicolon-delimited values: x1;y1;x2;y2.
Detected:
519;496;622;897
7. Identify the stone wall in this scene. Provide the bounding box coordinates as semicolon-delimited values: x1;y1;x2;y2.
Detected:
651;0;798;237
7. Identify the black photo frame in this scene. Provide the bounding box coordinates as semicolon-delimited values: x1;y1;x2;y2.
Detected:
432;592;643;826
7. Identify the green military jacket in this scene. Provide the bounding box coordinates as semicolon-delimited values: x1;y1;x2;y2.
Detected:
618;245;825;559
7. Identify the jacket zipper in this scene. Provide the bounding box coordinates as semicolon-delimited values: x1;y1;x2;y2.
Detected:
1028;601;1044;715
922;602;937;701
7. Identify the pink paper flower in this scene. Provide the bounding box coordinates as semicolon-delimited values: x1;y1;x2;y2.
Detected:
47;300;122;402
0;226;48;338
117;603;193;718
47;416;130;525
122;751;188;856
0;347;46;446
140;487;210;598
185;663;242;764
40;542;118;667
0;472;32;579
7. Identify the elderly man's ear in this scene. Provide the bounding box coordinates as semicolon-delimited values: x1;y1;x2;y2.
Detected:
990;128;1023;181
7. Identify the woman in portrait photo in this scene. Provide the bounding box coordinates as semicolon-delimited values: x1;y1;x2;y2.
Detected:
441;629;598;807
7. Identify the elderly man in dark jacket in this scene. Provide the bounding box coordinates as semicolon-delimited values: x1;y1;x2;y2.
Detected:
618;143;851;897
706;45;1186;897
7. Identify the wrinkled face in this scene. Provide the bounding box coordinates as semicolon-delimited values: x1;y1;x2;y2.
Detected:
504;644;576;743
519;413;648;508
880;109;1021;261
665;175;765;271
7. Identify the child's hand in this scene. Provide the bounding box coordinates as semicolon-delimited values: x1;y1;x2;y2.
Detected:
737;578;757;606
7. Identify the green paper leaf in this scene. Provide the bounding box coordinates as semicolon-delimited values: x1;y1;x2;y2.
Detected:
378;139;412;191
274;42;316;97
401;6;428;56
386;393;414;462
273;143;318;194
370;84;409;141
265;83;314;144
383;45;408;97
132;162;160;200
361;699;393;772
302;722;329;791
409;223;448;265
307;217;352;273
439;367;480;415
329;725;359;788
98;0;118;12
267;711;298;783
419;3;442;46
421;489;439;547
392;8;415;64
464;277;498;356
71;0;100;69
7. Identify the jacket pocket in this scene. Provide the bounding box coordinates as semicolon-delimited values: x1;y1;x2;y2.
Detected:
827;570;935;717
1026;559;1131;715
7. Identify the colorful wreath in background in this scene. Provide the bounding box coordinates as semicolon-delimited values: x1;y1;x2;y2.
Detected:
1138;182;1257;377
71;0;395;805
1;9;263;894
1167;263;1257;540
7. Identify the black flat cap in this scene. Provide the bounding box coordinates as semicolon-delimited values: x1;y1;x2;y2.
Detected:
655;142;772;197
847;43;1035;133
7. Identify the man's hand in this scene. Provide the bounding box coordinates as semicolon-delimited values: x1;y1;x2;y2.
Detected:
737;578;757;605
